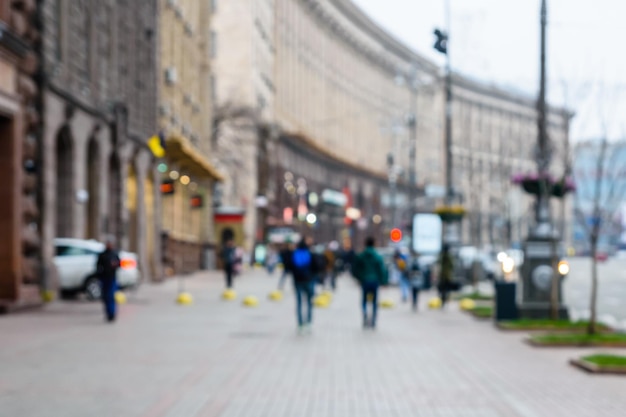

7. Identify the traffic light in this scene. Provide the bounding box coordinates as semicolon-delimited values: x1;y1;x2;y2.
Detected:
390;228;402;243
433;29;448;54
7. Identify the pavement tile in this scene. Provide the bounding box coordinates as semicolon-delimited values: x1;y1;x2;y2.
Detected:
1;269;626;417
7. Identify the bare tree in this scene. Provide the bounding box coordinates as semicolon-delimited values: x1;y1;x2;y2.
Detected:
574;139;626;334
210;101;263;203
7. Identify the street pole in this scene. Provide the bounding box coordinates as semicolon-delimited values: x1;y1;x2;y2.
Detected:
444;0;453;209
535;0;552;238
519;0;567;320
434;0;456;245
388;152;398;229
408;79;418;222
444;57;453;209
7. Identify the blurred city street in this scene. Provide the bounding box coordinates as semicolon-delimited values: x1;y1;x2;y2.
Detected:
564;257;626;329
2;268;625;417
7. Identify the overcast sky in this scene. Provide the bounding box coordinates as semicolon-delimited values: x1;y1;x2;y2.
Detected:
351;0;626;141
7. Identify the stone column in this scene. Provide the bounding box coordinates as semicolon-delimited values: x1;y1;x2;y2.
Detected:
134;150;150;282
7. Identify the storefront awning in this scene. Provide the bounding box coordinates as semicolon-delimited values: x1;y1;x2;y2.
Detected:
165;135;224;181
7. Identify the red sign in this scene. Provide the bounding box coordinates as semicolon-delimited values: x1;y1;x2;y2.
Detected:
390;228;402;243
160;180;175;195
190;195;203;208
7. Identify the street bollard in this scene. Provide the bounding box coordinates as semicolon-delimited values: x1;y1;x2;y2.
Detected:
242;295;259;307
176;292;193;305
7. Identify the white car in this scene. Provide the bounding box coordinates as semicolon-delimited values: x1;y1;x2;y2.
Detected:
53;238;141;300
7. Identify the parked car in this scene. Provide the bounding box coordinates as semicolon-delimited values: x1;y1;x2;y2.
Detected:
53;238;141;300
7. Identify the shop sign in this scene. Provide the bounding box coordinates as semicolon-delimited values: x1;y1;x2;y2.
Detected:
190;195;203;208
321;189;347;207
161;180;175;195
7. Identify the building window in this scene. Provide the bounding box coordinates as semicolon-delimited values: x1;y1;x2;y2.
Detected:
52;0;63;61
70;0;91;81
210;31;217;58
257;94;267;111
210;75;217;102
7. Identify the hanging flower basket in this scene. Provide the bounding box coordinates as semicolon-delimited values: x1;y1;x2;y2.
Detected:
511;173;576;199
434;205;466;223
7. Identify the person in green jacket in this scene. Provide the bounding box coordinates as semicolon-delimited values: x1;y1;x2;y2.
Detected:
352;236;388;329
438;244;455;307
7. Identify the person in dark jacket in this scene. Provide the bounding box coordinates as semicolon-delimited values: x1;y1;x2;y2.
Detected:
96;236;121;322
352;236;388;329
221;239;238;289
278;241;295;290
438;244;455;307
409;253;424;312
291;238;317;333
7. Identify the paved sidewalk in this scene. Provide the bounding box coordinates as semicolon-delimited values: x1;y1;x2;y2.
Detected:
1;268;625;417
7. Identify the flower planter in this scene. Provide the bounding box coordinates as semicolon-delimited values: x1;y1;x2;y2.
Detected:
434;206;466;223
512;174;576;199
437;213;464;222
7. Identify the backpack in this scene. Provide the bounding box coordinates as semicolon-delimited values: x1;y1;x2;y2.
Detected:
395;257;407;271
292;248;312;270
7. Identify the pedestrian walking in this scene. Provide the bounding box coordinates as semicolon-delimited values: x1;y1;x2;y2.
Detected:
221;239;239;289
341;240;356;274
409;253;424;312
393;249;410;302
291;239;317;333
323;243;338;291
96;236;121;323
438;244;455;308
265;246;279;275
352;236;388;329
278;241;294;290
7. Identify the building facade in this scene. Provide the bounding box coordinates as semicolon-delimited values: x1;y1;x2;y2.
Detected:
158;0;223;274
0;2;42;311
40;0;161;286
452;77;573;249
211;0;572;251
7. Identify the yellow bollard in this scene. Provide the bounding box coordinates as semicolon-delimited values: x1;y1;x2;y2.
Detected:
459;298;476;311
242;295;259;307
428;297;442;309
222;289;237;300
176;292;193;305
268;290;283;301
313;295;330;308
379;299;395;309
41;290;55;303
114;291;127;304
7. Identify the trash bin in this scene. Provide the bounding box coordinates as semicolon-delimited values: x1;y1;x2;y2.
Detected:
494;281;518;321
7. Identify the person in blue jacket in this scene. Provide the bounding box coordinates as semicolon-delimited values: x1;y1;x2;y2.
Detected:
291;239;318;333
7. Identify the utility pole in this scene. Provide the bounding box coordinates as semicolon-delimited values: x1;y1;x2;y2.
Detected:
535;0;552;237
434;0;455;245
387;152;398;229
408;93;417;203
519;0;568;320
408;66;418;226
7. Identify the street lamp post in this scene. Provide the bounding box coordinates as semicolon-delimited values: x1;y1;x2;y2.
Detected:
534;0;553;238
434;0;457;245
387;153;398;229
408;69;418;230
519;0;568;320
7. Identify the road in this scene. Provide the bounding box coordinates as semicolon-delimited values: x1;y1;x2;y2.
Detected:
1;268;625;417
564;257;626;329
